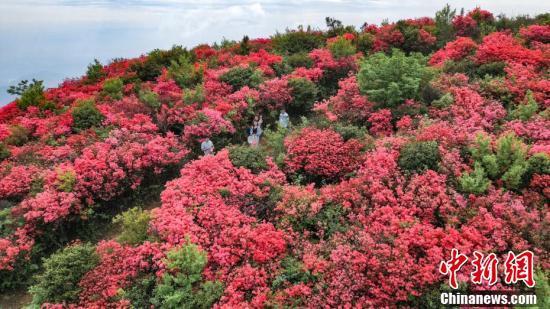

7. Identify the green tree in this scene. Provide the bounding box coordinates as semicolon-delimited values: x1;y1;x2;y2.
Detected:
434;4;456;47
510;91;539;121
102;78;123;100
468;133;532;191
11;79;46;110
459;162;491;195
168;54;203;89
357;49;433;110
152;243;223;308
85;59;105;83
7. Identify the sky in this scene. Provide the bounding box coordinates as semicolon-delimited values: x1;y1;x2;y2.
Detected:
1;0;549;105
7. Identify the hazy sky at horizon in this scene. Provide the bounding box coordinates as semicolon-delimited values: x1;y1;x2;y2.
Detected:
1;0;549;105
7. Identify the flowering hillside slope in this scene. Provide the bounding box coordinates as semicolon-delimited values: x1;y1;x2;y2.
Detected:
0;6;549;308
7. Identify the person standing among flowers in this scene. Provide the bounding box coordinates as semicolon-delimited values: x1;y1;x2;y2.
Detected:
200;138;214;155
253;114;263;139
278;109;289;129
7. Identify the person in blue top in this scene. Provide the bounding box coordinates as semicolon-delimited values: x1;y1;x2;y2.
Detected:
200;138;214;155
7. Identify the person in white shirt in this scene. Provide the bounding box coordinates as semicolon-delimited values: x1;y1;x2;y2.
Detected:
200;138;214;155
278;109;289;129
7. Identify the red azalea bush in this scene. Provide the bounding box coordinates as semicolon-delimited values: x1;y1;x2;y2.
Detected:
429;36;478;67
284;128;363;181
314;75;372;123
0;164;40;199
0;7;548;308
453;15;478;37
520;25;550;44
475;32;545;66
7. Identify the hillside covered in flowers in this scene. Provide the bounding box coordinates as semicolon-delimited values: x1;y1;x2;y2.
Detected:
0;5;549;308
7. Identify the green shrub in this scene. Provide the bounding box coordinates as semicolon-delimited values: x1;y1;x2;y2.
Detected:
85;59;105;83
113;207;151;245
272;61;293;77
219;66;263;91
284;202;349;241
510;91;539;121
168;54;203;89
14;79;46;110
534;269;550;309
288;77;319;115
71;100;104;132
132;46;190;82
398;141;441;174
469;133;531;190
431;92;454;109
272;27;325;55
357;49;433;110
228;145;268;173
442;58;477;77
476;61;506;77
29;177;44;197
420;83;443;105
0;206;15;238
56;169;77;193
332;122;368;141
328;37;356;59
357;32;375;54
459;162;491;195
5;125;29;146
523;153;550;184
272;256;316;290
102;78;123;100
183;85;206;105
152;243;223;308
139;89;161;110
29;243;99;305
285;52;314;69
262;126;288;167
118;274;157;308
0;143;10;160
